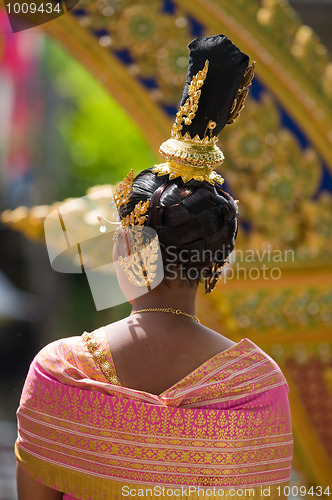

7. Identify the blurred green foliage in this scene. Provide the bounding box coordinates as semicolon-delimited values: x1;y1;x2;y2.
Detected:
38;38;156;327
42;37;158;199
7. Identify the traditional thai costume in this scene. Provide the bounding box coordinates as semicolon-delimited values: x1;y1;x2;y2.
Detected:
16;328;292;499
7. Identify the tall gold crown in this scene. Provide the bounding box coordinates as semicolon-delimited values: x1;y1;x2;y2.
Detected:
153;59;255;185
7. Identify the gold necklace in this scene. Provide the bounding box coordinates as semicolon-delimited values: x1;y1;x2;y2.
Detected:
131;307;200;323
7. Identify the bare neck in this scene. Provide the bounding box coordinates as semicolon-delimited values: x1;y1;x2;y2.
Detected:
131;279;198;317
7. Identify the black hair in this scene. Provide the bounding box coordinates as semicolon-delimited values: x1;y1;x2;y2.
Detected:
119;168;238;291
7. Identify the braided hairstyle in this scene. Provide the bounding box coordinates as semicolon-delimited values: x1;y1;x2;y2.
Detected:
119;168;238;293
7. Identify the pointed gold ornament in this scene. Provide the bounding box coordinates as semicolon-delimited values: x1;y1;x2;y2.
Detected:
114;169;134;210
113;169;150;229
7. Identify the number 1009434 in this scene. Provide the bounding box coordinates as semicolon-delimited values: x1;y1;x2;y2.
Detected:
5;2;62;14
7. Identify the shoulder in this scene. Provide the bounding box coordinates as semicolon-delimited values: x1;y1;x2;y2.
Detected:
17;327;116;416
197;324;237;352
31;334;85;372
241;339;290;393
27;328;107;385
202;336;290;396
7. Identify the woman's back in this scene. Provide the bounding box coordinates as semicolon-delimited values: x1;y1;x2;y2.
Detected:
15;328;293;499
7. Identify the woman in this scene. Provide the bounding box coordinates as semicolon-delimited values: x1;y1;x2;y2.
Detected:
16;35;293;499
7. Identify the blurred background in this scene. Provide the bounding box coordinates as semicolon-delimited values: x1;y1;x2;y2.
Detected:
0;0;332;498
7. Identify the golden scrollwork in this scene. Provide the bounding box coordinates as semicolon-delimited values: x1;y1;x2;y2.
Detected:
171;59;209;141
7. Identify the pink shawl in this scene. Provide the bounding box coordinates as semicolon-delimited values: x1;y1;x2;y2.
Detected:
15;328;293;499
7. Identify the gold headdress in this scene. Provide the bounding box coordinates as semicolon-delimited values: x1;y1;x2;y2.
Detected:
153;35;255;185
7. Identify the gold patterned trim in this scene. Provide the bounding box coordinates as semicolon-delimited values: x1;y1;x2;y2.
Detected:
155;138;225;184
15;443;290;500
82;332;122;386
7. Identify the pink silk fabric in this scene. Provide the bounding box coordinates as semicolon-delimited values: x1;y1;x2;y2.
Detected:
15;328;293;499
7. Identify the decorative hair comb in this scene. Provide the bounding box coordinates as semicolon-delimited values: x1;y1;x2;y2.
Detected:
97;169;150;234
114;169;150;228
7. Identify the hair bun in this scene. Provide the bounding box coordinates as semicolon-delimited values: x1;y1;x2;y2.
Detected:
119;168;238;288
